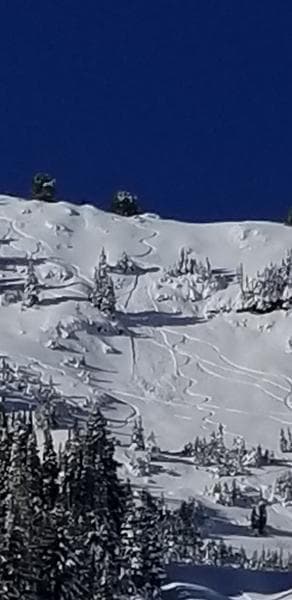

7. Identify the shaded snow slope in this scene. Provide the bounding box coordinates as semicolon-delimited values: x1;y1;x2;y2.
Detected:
163;564;292;599
1;195;292;598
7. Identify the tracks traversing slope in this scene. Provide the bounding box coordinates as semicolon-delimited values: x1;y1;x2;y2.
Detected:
124;274;139;310
140;280;292;436
4;208;292;440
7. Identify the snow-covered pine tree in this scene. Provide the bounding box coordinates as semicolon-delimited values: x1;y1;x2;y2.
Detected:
98;247;109;279
178;247;187;275
145;430;159;457
79;405;108;514
231;479;238;505
90;260;116;316
89;267;103;309
134;490;165;598
119;483;139;597
277;547;284;571
38;500;91;600
175;499;202;562
288;427;292;451
131;416;145;451
257;501;267;535
250;505;258;533
0;418;41;598
217;539;228;566
239;546;248;568
102;435;125;532
23;260;39;307
258;547;267;570
0;413;11;574
116;251;135;274
26;428;43;507
111;190;140;217
59;427;83;513
0;357;14;385
100;276;116;316
42;428;59;510
80;404;124;535
237;252;292;313
250;549;258;569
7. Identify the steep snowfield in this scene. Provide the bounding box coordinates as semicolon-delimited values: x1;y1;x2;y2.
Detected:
1;195;292;598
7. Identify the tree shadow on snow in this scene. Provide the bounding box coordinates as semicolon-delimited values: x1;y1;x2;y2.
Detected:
164;564;292;598
119;310;206;329
150;463;181;478
0;237;18;246
41;295;88;306
152;453;195;467
110;264;160;276
0;280;24;293
209;508;292;540
212;267;237;285
0;256;46;269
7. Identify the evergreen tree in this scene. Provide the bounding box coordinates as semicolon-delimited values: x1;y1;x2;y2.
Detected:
97;247;109;279
131;417;145;451
38;501;90;600
80;404;123;533
1;419;39;598
0;414;11;531
116;251;135;274
134;491;165;597
288;427;292;451
285;207;292;226
258;547;266;569
0;358;14;385
239;546;248;568
90;266;116;316
250;549;258;569
111;190;140;217
100;277;116;316
250;505;258;533
258;502;267;535
23;260;39;308
42;429;59;510
32;173;56;202
231;479;237;505
60;428;83;514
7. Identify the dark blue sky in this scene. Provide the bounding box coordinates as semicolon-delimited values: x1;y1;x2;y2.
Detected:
1;1;292;222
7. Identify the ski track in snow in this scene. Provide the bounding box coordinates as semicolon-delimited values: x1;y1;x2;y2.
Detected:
161;328;292;426
130;334;137;378
139;278;292;440
143;283;225;433
132;224;159;260
124;273;139;310
0;216;93;298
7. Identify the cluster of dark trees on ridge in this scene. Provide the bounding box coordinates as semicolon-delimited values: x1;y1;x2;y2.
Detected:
28;171;292;223
30;173;140;217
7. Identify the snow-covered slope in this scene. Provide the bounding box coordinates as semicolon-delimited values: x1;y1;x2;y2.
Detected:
1;195;292;598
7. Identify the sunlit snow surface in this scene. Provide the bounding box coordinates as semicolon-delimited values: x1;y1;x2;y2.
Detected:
1;195;292;599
